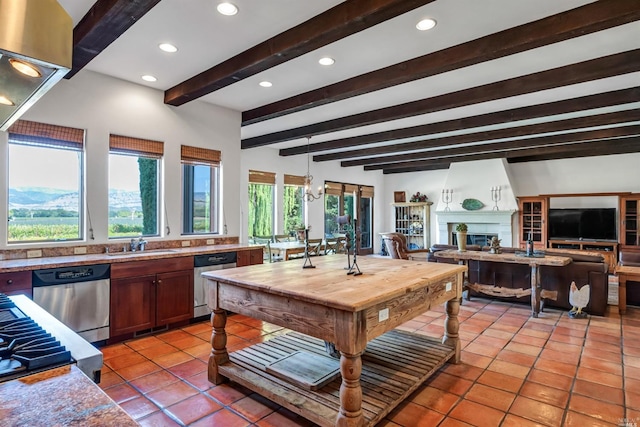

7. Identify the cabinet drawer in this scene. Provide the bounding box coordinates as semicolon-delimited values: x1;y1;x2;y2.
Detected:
0;271;32;297
111;256;193;279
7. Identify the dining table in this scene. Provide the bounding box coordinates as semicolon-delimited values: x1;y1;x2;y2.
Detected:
203;255;466;427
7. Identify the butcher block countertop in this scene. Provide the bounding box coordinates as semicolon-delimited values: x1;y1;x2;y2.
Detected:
0;243;257;273
0;365;137;427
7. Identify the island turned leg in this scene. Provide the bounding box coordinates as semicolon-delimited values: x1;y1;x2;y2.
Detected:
530;265;541;318
443;298;461;363
336;352;364;427
208;308;229;384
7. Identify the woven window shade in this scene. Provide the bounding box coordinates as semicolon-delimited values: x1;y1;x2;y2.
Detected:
361;185;374;198
344;184;358;194
324;181;342;196
109;134;164;157
249;170;276;184
284;174;306;186
181;145;221;165
8;119;84;150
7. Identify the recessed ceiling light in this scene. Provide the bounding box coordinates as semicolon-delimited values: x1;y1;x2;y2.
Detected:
9;58;41;78
0;95;14;106
259;81;272;88
159;43;178;53
141;75;157;82
217;2;238;16
318;57;335;66
416;18;437;31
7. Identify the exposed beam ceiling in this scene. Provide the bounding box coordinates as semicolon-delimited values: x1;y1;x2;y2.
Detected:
322;109;640;164
243;0;640;126
164;0;436;106
60;0;640;174
242;49;640;148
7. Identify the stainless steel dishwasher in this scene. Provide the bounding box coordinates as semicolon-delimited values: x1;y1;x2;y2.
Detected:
32;264;110;343
194;252;237;318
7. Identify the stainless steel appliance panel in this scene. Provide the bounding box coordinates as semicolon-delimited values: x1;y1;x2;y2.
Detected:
194;252;237;318
32;264;110;343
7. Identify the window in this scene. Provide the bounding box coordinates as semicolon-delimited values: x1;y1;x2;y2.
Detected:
283;174;305;234
181;145;221;234
7;120;84;243
248;170;275;238
108;134;163;238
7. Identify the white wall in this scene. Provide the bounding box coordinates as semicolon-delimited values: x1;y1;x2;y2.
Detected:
0;70;241;249
383;153;640;247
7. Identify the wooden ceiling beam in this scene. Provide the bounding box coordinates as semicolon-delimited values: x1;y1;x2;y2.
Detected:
65;0;162;79
326;109;640;164
382;136;640;174
164;0;436;106
376;133;640;173
242;49;640;148
279;87;640;156
244;0;640;125
345;124;640;168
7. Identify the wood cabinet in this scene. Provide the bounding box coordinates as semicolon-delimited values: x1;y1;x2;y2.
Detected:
391;202;432;250
518;197;548;249
110;257;193;338
0;271;32;298
237;248;264;267
620;195;640;249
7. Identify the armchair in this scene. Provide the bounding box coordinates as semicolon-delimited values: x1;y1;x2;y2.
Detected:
380;232;430;260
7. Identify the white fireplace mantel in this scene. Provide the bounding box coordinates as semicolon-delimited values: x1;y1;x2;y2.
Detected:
435;210;517;246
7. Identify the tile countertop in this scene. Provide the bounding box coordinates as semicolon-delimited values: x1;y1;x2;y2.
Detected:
0;365;138;427
0;243;260;273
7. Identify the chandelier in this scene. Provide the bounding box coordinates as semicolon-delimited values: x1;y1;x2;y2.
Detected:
303;136;323;202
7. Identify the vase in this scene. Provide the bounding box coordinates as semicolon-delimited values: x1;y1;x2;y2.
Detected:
456;232;467;252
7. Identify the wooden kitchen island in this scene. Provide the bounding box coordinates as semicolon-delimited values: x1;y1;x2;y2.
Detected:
203;255;466;427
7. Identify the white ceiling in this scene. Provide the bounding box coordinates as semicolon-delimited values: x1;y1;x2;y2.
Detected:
57;0;640;153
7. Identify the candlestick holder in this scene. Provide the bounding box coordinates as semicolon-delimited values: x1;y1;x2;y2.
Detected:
302;228;316;269
442;189;453;212
491;186;501;211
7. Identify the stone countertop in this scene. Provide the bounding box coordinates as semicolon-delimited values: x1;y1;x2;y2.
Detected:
0;365;138;426
0;243;261;273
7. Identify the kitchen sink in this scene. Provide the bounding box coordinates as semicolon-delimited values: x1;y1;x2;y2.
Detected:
106;249;178;257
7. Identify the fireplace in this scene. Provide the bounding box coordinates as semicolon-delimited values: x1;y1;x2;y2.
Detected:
436;210;516;247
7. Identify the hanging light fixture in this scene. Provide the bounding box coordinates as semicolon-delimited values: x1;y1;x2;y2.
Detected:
303;136;323;202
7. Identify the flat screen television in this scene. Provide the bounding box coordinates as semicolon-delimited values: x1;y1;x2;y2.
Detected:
548;208;617;241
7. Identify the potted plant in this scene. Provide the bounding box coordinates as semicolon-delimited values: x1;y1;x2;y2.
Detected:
455;223;468;252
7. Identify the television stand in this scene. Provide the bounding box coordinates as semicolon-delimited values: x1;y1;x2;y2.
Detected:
548;239;617;272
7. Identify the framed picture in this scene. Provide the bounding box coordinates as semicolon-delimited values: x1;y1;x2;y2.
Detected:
394;191;406;203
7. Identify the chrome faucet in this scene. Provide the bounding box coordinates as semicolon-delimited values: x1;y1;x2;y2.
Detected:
130;237;148;252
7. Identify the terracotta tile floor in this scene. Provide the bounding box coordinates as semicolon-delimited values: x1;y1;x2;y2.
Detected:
99;299;640;427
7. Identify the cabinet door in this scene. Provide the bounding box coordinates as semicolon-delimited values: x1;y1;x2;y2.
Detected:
519;197;547;249
110;275;155;336
249;248;263;265
0;271;32;297
621;197;639;247
156;270;194;325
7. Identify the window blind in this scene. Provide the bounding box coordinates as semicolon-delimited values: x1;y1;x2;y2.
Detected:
8;119;84;150
181;145;221;165
249;170;276;185
361;185;374;198
284;174;306;186
324;181;342;196
109;134;164;157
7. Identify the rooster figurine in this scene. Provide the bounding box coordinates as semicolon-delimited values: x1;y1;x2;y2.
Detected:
568;281;590;318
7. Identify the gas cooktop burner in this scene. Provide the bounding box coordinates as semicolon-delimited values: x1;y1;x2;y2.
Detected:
0;294;72;381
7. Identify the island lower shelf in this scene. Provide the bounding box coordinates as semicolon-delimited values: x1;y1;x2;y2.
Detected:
218;329;455;427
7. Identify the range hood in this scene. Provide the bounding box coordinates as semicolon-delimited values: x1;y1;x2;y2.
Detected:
0;0;72;131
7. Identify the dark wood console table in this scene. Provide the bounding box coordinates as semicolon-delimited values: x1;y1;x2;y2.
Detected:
614;264;640;314
203;256;465;427
434;250;572;317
